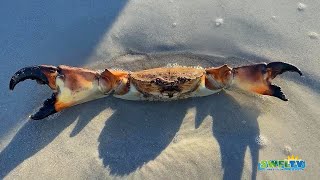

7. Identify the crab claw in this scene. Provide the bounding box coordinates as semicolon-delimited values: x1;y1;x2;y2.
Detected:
9;65;58;91
232;62;302;101
10;65;59;119
9;65;119;120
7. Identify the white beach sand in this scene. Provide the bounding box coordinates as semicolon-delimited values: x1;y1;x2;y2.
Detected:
0;0;319;179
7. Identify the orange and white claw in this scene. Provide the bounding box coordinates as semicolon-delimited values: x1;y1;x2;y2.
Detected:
9;65;118;120
231;62;302;101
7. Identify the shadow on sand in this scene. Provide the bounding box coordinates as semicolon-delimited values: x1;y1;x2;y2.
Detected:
1;52;265;179
195;92;260;180
98;91;260;179
0;98;108;178
0;91;260;180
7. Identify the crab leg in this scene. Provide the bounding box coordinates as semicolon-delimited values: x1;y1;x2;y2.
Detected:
231;62;302;101
9;65;127;120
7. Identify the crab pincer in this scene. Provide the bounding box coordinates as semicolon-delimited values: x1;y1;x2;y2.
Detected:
232;62;302;101
9;65;120;120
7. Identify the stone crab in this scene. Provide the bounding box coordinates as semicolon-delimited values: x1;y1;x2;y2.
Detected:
9;61;302;120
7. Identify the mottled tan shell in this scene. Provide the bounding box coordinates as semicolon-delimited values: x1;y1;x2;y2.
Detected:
130;67;205;97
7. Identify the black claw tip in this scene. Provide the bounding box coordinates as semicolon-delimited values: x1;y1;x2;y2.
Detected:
267;62;302;78
270;85;288;101
30;94;57;120
9;66;50;90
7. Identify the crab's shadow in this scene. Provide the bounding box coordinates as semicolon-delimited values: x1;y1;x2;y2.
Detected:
195;92;260;180
0;91;260;180
0;98;108;179
99;91;260;180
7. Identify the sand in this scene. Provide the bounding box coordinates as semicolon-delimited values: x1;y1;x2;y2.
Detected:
1;0;319;179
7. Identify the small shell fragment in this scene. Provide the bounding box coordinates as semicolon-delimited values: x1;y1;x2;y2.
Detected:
215;18;224;27
297;3;307;11
308;32;319;39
